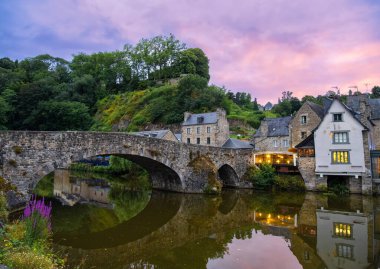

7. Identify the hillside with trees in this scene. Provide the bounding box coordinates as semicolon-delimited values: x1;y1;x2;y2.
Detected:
0;35;270;132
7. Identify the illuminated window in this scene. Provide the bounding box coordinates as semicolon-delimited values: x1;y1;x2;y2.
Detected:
333;223;352;238
332;151;350;164
333;113;343;122
301;115;307;125
333;132;349;144
336;244;354;259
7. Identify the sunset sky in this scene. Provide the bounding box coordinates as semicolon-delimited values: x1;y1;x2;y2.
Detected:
1;0;379;103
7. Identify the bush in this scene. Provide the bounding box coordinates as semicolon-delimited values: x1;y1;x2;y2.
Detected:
4;250;55;269
244;164;276;189
274;175;306;191
0;193;8;223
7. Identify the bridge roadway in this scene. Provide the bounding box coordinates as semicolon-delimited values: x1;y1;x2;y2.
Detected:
0;131;253;194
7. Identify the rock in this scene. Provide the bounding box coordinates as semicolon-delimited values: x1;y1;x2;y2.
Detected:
0;265;10;269
6;190;27;213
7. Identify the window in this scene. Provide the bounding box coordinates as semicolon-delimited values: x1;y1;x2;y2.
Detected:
207;137;211;144
333;132;349;144
332;151;350;164
301;115;307;125
273;140;278;147
283;139;289;147
197;138;200;144
301;132;307;139
197;116;204;124
334;223;352;238
336;244;354;259
196;127;200;134
207;127;211;133
186;128;191;134
187;138;190;144
333;113;343;122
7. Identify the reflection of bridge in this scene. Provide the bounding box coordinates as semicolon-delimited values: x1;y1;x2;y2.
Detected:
0;131;253;194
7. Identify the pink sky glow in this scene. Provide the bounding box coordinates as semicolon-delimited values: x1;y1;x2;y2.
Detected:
1;0;379;103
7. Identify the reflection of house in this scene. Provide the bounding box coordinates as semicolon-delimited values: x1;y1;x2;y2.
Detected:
181;109;229;146
316;209;374;269
252;116;296;169
53;169;111;206
131;129;178;142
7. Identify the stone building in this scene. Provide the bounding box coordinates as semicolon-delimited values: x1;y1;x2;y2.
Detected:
290;101;324;148
252;116;296;167
181;109;229;147
131;129;178;142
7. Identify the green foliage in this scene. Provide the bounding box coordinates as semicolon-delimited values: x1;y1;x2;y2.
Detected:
244;164;276;189
3;249;56;269
372;86;380;98
329;184;349;196
0;192;8;223
274;175;306;191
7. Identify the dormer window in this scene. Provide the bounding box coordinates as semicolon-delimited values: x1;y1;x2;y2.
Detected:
197;117;204;124
333;113;343;122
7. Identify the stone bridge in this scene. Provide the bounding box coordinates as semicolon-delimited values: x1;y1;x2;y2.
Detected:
0;131;254;194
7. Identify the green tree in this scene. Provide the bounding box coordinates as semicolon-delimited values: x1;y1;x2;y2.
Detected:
23;101;93;131
372;86;380;98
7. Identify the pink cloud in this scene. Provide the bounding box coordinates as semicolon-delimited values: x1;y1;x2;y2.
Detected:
4;0;380;103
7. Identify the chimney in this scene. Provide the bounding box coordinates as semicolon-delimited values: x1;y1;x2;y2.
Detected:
184;112;192;122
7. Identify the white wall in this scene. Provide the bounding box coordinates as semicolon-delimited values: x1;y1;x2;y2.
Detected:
315;100;366;175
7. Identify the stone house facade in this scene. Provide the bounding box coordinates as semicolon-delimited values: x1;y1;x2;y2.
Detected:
290;101;324;148
252;116;296;166
181;109;229;147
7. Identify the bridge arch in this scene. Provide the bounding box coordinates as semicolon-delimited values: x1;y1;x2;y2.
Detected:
218;164;239;188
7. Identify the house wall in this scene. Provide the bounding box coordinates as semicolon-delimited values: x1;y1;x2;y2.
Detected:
373;119;380;150
163;131;179;142
290;103;322;147
253;135;290;153
314;100;366;175
181;110;229;147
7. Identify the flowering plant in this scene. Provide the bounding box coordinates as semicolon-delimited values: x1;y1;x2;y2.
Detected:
23;196;52;246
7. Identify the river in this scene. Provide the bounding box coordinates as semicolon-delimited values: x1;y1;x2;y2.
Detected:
35;169;380;269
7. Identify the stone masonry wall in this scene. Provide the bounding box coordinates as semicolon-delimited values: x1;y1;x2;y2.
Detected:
290;103;322;148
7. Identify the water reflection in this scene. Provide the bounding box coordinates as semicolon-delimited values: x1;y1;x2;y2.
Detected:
36;170;380;269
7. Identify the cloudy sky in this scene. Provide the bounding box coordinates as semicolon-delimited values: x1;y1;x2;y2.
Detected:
1;0;379;103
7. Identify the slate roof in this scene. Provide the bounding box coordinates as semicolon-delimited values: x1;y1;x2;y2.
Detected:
264;102;273;110
295;134;314;149
182;112;218;126
175;133;182;141
306;101;324;119
369;99;380;119
322;97;334;115
254;116;291;138
131;130;170;139
222;138;254;149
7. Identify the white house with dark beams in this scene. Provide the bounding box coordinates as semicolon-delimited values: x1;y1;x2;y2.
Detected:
314;99;372;194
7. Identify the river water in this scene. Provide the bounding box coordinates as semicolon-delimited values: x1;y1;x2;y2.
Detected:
36;169;380;269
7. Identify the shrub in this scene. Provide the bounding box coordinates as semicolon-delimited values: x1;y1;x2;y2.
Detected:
4;250;55;269
329;184;349;196
0;193;8;223
274;175;306;191
244;164;276;189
